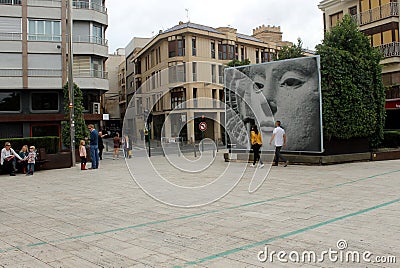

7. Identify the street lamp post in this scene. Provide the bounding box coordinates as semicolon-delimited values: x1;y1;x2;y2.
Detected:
67;0;76;166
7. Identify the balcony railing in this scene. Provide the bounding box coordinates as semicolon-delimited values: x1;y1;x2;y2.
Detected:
28;69;62;77
352;2;398;26
74;69;108;79
28;0;62;7
28;34;62;42
0;0;21;5
72;1;107;13
72;35;108;46
377;42;400;58
0;32;22;40
0;69;22;77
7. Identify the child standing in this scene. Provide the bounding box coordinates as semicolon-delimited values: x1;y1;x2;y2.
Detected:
79;140;87;170
26;146;37;176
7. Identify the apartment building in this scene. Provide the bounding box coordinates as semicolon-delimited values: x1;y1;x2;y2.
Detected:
319;0;400;129
104;48;124;133
124;22;290;144
0;0;109;141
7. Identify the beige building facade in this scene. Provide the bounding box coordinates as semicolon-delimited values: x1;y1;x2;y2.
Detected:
124;22;291;144
104;48;124;133
319;0;400;129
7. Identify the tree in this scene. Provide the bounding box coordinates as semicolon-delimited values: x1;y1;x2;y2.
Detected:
316;15;386;147
276;38;304;60
61;82;88;148
226;59;250;67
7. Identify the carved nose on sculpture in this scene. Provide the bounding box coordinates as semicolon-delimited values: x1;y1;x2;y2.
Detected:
262;100;277;115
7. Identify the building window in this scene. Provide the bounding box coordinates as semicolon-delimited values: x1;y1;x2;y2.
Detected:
31;92;59;111
193;88;197;108
256;49;260;64
31;125;59;137
218;44;234;60
192;62;197;81
91;57;103;78
28;19;61;41
192;37;196;56
171;88;186;109
212;89;217;108
135;59;141;75
218;65;224;84
168;37;185;58
240;46;245;61
330;11;343;27
92;23;103;44
211;41;215;58
168;62;186;83
349;6;357;16
1;0;22;5
261;50;270;63
0;92;20;112
211;64;216;83
235;45;239;60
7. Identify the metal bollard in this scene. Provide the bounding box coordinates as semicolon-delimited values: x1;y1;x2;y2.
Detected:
193;143;197;157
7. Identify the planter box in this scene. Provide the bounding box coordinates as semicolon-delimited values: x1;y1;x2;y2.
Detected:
323;137;370;155
43;151;72;170
371;150;400;161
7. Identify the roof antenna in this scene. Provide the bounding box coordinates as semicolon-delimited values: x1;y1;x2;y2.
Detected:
185;8;190;22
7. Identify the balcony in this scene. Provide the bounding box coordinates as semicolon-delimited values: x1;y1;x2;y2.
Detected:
72;35;108;46
377;42;400;58
28;34;61;42
0;32;22;41
352;2;398;26
0;0;21;5
74;69;108;79
28;69;62;77
0;69;22;77
72;0;107;14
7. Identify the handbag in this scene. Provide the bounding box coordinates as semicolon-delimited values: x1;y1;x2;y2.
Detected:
5;155;15;161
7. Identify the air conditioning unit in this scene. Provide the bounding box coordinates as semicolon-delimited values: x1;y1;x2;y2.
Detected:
92;102;100;114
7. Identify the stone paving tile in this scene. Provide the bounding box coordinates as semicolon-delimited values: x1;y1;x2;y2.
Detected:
0;154;399;267
48;256;102;268
7;259;53;268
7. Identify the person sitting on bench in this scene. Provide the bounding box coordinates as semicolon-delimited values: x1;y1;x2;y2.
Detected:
1;142;25;176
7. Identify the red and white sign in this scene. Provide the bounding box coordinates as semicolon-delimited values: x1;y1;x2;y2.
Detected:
199;122;207;132
385;99;400;109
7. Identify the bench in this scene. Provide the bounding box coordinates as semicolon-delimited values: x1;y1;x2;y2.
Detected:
35;148;49;170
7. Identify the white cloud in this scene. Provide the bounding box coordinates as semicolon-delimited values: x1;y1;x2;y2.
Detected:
106;0;324;52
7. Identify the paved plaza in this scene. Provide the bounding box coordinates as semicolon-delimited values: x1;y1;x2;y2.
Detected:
0;149;399;267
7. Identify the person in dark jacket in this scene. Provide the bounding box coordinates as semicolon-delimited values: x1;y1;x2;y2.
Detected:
98;131;104;160
88;124;99;169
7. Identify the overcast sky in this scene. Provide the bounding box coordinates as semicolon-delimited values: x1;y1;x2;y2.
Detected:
106;0;324;53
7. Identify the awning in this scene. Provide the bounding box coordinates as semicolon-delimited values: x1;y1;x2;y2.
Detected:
385;99;400;109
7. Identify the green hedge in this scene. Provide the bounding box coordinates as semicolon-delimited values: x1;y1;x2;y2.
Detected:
0;136;60;154
382;131;400;148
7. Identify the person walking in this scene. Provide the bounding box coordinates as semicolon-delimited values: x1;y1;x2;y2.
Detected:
88;124;99;169
26;146;37;176
1;142;24;176
269;121;289;167
113;132;120;160
250;125;264;168
79;140;87;170
98;131;104;160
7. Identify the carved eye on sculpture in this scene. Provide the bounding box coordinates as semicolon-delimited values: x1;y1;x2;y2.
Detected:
279;71;306;90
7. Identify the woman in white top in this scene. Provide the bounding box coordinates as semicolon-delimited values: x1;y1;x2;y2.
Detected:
1;142;24;176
